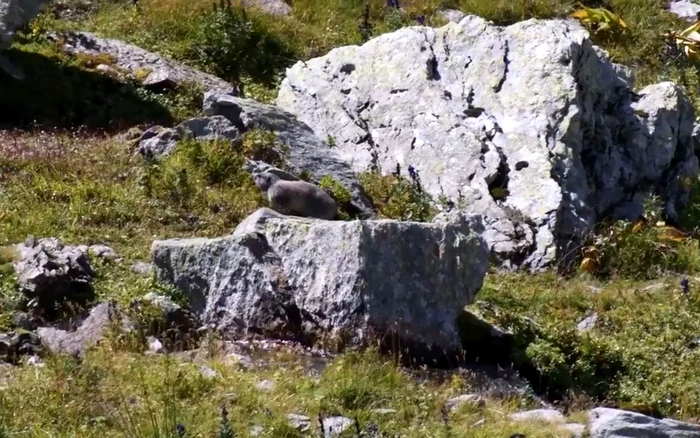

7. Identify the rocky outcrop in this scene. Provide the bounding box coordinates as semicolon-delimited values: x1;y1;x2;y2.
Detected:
203;92;375;217
13;237;95;320
54;31;234;92
588;408;700;438
0;0;50;49
276;16;699;270
151;207;489;358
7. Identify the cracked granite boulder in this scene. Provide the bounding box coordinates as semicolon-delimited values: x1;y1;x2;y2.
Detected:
151;208;489;358
276;16;699;270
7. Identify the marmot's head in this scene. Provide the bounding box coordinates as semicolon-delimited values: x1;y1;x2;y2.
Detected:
253;171;280;192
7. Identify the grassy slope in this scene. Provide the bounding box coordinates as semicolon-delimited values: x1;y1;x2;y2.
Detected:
3;0;700;435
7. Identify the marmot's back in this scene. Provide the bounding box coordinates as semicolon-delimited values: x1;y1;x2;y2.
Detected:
269;179;338;220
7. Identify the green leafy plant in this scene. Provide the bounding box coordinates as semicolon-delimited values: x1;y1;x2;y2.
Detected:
193;0;294;86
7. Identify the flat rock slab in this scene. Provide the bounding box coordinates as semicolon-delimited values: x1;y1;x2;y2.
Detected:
55;31;233;93
276;16;698;271
151;208;489;356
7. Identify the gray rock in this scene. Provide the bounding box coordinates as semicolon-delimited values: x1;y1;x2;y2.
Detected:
668;0;700;21
0;0;50;50
13;237;95;319
322;416;353;438
250;425;264;436
256;379;276;391
37;302;132;357
142;292;181;315
225;352;254;369
87;244;118;260
276;16;698;271
132;261;154;275
287;414;311;432
151;207;489;356
203;92;374;217
137;116;241;159
56;31;232;93
25;354;44;367
588;407;700;437
199;364;219;379
445;394;486;411
242;0;291;16
147;336;164;354
437;8;466;23
510;409;566;423
577;313;598;332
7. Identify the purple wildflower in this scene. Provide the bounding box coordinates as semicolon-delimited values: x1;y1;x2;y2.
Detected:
416;15;425;25
386;0;399;8
681;278;690;294
176;423;186;437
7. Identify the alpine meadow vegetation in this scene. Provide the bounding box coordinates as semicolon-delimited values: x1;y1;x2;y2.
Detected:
4;0;700;436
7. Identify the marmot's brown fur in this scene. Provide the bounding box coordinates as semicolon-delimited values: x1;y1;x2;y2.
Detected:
253;171;338;220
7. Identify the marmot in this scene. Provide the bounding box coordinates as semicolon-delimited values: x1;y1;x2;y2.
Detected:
253;171;338;220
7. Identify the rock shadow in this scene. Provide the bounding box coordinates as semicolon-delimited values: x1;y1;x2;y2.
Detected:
0;47;175;131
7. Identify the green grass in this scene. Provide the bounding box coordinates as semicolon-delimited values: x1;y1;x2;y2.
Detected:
478;272;700;419
0;346;578;437
4;0;700;434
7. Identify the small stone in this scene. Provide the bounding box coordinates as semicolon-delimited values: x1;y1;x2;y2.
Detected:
286;414;311;432
88;244;118;260
510;409;566;423
445;394;486;411
142;292;181;314
131;262;153;275
250;425;264;436
26;355;44;367
321;416;354;438
147;337;164;354
199;365;219;379
224;352;254;369
576;313;598;332
256;379;276;392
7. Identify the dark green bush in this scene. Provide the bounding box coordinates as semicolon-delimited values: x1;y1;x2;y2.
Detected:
193;0;294;85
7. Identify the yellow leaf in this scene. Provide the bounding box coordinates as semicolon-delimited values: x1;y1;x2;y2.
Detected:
570;10;590;19
657;226;687;243
632;219;645;233
581;257;598;273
